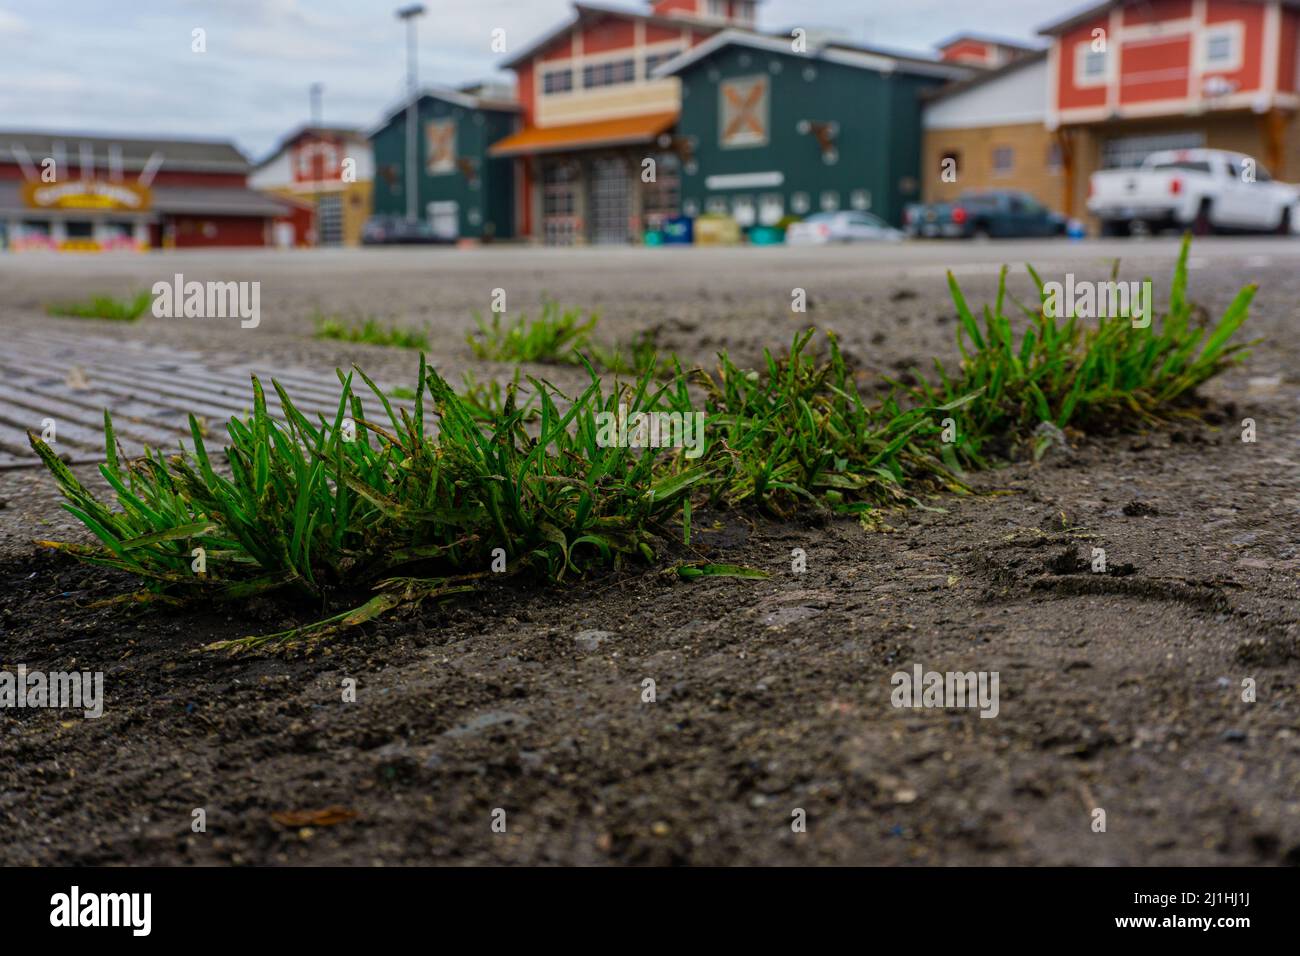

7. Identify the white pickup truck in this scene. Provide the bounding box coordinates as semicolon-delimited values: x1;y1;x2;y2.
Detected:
1088;148;1298;236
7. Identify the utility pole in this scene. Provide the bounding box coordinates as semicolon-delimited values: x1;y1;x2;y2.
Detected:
396;4;426;223
310;83;323;247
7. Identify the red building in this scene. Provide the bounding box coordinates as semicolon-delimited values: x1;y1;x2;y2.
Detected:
936;33;1039;67
0;130;298;252
1043;0;1300;217
489;0;760;244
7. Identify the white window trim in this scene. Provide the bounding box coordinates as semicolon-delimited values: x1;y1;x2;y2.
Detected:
1200;21;1244;74
1074;42;1108;88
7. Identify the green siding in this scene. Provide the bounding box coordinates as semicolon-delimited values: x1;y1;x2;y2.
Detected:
676;46;943;227
370;95;517;239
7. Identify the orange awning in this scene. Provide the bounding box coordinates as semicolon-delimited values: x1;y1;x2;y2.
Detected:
489;112;677;157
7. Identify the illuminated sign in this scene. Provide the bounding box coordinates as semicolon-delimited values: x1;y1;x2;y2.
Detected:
21;180;152;212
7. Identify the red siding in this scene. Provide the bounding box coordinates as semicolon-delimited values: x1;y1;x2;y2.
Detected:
1057;18;1109;111
1121;0;1191;25
516;61;536;128
1279;9;1299;92
646;23;684;44
1204;0;1265;93
651;0;697;14
168;214;268;247
940;39;994;63
540;38;571;62
1119;35;1191;102
580;17;636;55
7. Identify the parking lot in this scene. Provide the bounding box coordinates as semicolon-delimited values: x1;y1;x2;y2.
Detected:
2;237;1298;866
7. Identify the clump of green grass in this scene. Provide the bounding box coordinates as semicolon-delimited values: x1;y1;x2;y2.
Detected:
315;314;429;350
588;330;679;379
46;291;151;322
29;237;1254;649
467;301;597;363
910;235;1256;464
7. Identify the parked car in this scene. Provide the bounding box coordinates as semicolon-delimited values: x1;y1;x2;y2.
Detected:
1088;148;1299;236
904;191;1066;239
361;215;449;245
785;211;904;244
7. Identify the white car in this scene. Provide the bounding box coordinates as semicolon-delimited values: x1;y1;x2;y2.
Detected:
1088;148;1299;236
785;211;904;245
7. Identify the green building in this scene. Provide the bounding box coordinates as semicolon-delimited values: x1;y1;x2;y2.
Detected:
655;31;967;228
369;86;520;241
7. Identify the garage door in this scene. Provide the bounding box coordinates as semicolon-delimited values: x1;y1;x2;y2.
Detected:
1101;132;1205;169
589;157;630;245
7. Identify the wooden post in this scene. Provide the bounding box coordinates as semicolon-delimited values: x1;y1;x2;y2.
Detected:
1055;127;1075;218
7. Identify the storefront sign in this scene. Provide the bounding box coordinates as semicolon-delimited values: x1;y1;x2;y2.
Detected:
21;180;151;212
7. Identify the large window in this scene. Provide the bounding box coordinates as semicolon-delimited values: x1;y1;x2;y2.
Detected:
1203;22;1243;72
424;119;456;175
543;69;573;94
583;59;635;89
719;75;768;149
1075;43;1107;87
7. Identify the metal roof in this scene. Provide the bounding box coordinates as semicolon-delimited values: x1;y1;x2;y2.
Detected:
0;130;251;173
653;29;972;81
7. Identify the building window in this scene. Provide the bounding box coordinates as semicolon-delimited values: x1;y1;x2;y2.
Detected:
992;146;1014;177
583;59;636;89
1046;142;1062;173
543;69;573;94
731;194;756;227
645;48;682;79
719;75;769;149
790;191;810;215
1075;44;1107;87
1203;23;1243;72
425;119;456;176
819;190;839;211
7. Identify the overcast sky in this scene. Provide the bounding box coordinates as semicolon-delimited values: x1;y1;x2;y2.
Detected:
0;0;1083;160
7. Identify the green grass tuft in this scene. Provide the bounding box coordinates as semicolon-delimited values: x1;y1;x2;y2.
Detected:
46;291;151;322
314;314;430;349
467;301;597;363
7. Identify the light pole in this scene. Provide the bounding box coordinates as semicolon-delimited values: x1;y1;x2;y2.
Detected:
396;4;426;224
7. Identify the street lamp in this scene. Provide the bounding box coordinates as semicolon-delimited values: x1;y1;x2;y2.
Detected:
396;4;426;223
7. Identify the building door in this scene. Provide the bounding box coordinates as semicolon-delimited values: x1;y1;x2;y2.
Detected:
317;194;344;246
589;157;629;244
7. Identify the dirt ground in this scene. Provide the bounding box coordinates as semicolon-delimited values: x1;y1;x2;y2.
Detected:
1;240;1297;865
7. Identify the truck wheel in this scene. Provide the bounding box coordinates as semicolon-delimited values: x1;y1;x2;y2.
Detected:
1191;200;1213;236
972;224;991;241
1100;219;1130;238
